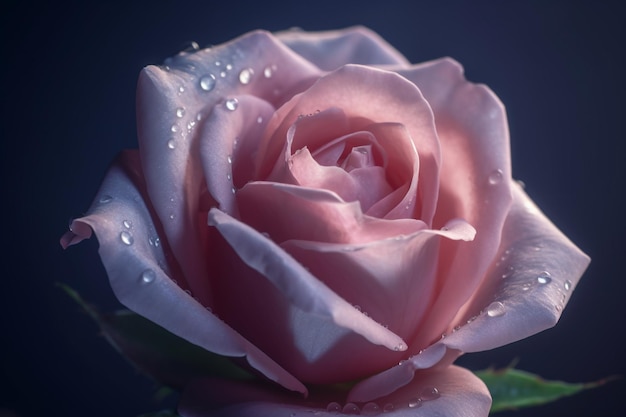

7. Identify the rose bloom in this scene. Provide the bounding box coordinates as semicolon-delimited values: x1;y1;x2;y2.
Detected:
61;27;589;416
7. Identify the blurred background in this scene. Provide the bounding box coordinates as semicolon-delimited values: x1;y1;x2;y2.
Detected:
2;0;624;416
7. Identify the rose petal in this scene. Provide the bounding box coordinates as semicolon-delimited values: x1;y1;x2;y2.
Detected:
198;94;275;216
276;26;410;71
208;208;408;353
396;58;514;349
136;30;322;304
347;183;589;402
256;64;441;224
61;152;306;395
237;182;428;244
435;182;590;352
282;219;475;352
180;365;490;417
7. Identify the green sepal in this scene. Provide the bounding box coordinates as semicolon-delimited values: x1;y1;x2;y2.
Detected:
58;283;254;389
475;364;616;412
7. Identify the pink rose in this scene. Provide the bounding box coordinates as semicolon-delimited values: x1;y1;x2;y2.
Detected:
61;27;589;416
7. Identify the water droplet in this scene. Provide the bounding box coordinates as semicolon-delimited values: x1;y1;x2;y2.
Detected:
257;116;263;124
383;403;394;412
419;386;440;401
199;74;216;91
231;187;236;194
122;220;132;229
453;325;461;332
564;279;572;291
215;60;221;66
176;107;185;118
169;214;175;220
394;342;407;351
342;403;360;414
263;64;276;78
362;402;381;415
227;154;233;164
120;231;134;245
170;124;179;133
167;139;176;149
326;402;341;413
238;68;254;84
488;169;503;185
154;237;160;247
225;64;233;71
486;301;506;317
141;269;156;284
225;98;238;111
196;113;202;121
99;195;113;204
226;173;232;181
408;398;422;408
220;71;227;78
353;304;362;312
521;282;533;291
178;86;185;93
537;271;552;285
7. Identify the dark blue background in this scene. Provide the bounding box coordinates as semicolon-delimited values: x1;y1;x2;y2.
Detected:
2;1;624;416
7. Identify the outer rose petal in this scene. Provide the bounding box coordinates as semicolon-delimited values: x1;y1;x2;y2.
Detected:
60;152;306;395
135;30;321;305
397;58;513;350
276;26;410;71
348;185;589;402
179;365;490;417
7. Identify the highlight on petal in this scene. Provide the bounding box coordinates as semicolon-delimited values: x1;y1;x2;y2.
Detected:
198;94;276;216
434;182;590;353
276;26;410;71
208;208;408;353
135;29;323;306
62;152;306;395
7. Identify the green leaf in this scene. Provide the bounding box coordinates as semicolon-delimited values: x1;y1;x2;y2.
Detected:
475;364;616;412
58;283;254;389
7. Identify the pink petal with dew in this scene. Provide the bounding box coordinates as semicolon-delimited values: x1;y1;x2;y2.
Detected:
396;58;513;351
348;183;589;402
276;26;411;71
136;30;321;305
256;65;441;224
179;365;490;417
60;152;306;395
198;94;276;216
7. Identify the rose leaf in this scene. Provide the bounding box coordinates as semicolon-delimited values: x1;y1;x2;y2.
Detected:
475;365;616;412
58;283;254;389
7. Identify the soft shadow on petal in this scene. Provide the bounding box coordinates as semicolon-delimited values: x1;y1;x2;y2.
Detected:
276;26;411;71
398;58;513;350
61;152;307;395
180;365;491;417
208;208;407;353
